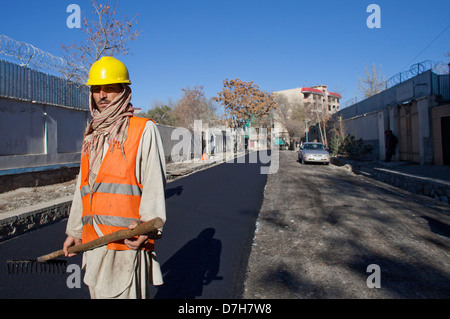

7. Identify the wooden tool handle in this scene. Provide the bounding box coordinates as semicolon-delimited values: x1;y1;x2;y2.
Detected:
37;217;164;262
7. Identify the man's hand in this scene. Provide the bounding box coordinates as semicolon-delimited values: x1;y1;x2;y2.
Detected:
124;220;149;250
63;236;82;257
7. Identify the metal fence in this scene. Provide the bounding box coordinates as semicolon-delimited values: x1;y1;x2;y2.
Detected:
0;59;89;110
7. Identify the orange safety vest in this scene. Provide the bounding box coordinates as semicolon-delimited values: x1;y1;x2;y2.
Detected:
80;116;155;251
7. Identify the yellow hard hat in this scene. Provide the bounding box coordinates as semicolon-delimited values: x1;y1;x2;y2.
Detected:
86;56;131;86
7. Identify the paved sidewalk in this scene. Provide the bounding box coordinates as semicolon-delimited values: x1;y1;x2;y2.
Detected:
354;160;450;183
331;157;450;204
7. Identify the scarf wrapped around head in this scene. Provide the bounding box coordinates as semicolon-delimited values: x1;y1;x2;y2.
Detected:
82;84;135;189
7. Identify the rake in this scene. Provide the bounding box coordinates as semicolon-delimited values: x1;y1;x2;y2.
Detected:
6;217;164;275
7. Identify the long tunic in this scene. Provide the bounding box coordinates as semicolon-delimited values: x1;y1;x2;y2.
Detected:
65;120;167;298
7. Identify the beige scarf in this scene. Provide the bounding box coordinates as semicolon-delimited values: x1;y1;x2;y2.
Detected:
82;84;135;190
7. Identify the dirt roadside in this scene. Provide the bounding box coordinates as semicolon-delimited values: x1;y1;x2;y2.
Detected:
243;151;450;299
0;179;77;213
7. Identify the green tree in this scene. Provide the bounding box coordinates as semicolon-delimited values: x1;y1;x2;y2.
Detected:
329;134;373;159
140;104;179;126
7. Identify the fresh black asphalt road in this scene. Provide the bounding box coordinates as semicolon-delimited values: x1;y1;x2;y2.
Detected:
0;153;269;299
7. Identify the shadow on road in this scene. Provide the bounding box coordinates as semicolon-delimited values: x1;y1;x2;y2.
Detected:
421;216;450;238
154;228;223;299
165;185;184;199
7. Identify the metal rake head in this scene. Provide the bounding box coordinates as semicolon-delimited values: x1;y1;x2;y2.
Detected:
6;259;68;275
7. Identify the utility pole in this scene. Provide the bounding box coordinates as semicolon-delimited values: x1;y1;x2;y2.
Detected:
305;119;308;142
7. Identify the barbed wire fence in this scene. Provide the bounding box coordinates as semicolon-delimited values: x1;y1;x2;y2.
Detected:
385;60;448;88
0;34;67;75
344;60;449;107
0;35;89;110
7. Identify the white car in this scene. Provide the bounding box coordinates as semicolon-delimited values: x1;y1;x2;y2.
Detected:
298;142;331;165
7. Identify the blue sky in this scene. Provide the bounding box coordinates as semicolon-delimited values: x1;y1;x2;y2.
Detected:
0;0;449;112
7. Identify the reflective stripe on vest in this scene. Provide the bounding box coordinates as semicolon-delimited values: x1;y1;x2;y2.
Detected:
82;214;141;228
80;116;155;251
80;183;142;198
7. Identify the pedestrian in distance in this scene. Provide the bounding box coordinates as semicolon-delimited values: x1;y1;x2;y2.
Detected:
384;129;398;162
62;56;167;299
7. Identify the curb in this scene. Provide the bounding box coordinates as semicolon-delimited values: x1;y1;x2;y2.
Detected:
166;160;218;180
370;167;450;203
0;195;72;242
331;157;450;204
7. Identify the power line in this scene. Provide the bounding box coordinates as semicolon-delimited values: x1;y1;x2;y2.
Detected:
399;23;450;72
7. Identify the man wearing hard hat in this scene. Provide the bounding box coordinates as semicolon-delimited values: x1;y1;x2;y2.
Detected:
63;57;167;299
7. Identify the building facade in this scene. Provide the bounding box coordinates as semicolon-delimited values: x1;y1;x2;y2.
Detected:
272;85;342;146
332;70;449;165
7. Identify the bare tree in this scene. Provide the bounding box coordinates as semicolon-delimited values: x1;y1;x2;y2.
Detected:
272;93;306;144
301;94;333;147
173;85;218;132
60;0;140;84
434;43;450;73
358;63;386;98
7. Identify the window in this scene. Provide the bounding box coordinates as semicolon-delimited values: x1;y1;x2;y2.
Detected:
303;143;325;150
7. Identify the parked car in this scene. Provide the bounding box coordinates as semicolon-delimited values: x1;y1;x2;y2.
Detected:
298;142;331;165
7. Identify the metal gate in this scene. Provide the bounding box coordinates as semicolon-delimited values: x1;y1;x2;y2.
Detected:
398;102;420;163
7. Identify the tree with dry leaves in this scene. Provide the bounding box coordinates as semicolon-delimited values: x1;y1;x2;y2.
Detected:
173;85;218;132
213;79;278;129
60;0;140;84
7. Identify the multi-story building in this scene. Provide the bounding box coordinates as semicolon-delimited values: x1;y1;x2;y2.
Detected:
272;85;342;146
301;85;342;112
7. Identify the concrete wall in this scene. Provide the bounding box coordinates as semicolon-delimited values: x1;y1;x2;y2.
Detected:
0;97;88;173
338;70;435;121
333;70;448;163
0;98;45;156
342;112;379;141
340;111;381;159
157;124;197;162
0;96;222;176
